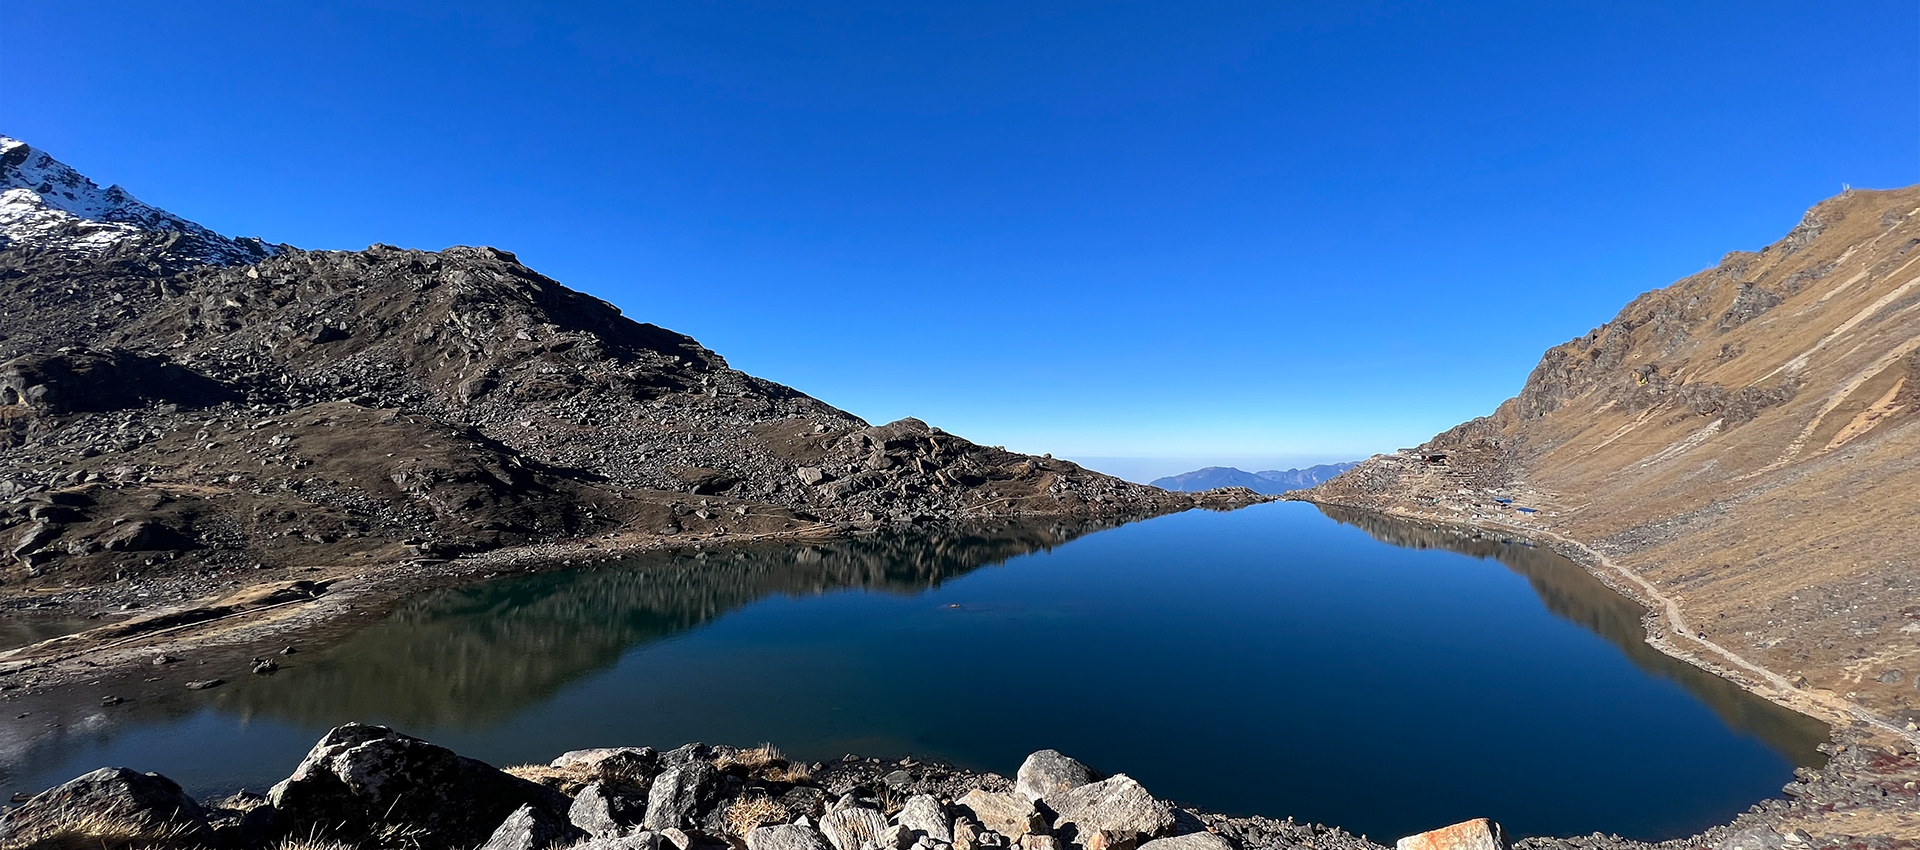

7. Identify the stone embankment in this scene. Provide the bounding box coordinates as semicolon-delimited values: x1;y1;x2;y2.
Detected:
0;724;1912;850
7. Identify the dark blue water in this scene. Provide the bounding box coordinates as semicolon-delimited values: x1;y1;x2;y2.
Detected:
0;502;1825;841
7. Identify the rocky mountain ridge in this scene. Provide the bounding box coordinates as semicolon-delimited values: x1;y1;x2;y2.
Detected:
0;135;278;267
0;136;1255;602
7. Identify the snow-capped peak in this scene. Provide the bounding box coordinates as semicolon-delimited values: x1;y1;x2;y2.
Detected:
0;133;280;266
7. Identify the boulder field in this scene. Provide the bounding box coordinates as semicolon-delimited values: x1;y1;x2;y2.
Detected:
0;724;1910;850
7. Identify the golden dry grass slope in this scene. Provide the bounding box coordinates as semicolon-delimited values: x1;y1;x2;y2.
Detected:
1309;185;1920;724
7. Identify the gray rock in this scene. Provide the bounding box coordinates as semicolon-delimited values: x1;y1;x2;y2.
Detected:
572;781;646;837
899;794;953;842
553;747;659;771
644;759;721;830
954;817;986;850
1393;819;1506;850
662;827;696;850
10;521;58;560
100;518;188;551
1080;830;1139;850
1023;837;1063;850
881;824;919;850
481;803;587;850
820;806;891;850
268;723;569;850
662;743;715;767
1138;834;1235;850
1043;776;1172;844
577;834;665;850
0;767;213;848
1015;751;1093;802
749;824;835;850
797;467;831;485
778;786;830;822
883;769;914;788
957;790;1046;840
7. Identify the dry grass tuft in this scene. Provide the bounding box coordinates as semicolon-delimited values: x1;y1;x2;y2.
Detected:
875;786;906;817
715;744;812;786
763;761;813;784
715;744;785;773
275;839;360;850
503;763;600;796
1;809;202;850
366;820;433;850
722;795;792;838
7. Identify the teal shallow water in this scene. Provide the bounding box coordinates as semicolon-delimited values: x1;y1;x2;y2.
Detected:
0;502;1826;841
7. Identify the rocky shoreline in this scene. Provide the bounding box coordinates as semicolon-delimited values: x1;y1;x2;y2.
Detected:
0;720;1910;850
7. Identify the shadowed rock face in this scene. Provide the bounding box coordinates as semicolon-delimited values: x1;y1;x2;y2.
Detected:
0;766;214;848
1306;185;1920;722
0;348;233;416
267;723;569;850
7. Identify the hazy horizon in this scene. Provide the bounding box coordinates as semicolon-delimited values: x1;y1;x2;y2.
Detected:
1066;455;1367;485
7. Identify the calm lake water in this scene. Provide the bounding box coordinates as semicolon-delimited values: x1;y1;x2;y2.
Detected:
0;502;1826;841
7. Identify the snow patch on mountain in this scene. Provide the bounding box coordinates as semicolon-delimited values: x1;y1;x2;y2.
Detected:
0;134;280;266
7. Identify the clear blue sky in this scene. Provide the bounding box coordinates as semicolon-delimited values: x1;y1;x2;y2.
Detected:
7;1;1916;479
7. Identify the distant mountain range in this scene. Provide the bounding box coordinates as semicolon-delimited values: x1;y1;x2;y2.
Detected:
1150;463;1359;494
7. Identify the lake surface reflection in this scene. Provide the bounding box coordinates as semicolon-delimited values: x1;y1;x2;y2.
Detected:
0;503;1826;841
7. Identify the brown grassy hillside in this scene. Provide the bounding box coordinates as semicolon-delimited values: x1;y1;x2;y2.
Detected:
1308;186;1920;724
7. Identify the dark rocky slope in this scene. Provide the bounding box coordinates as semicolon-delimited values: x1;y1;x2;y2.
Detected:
0;137;1257;605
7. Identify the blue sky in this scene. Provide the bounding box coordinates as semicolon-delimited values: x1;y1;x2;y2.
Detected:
6;1;1916;480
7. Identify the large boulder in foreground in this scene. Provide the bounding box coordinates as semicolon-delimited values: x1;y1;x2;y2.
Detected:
820;806;892;850
267;723;568;850
1016;750;1094;802
480;803;588;850
898;794;953;842
1139;835;1236;850
957;790;1047;840
1044;775;1174;844
572;781;649;838
1394;819;1507;850
748;824;836;850
0;767;213;848
643;759;723;831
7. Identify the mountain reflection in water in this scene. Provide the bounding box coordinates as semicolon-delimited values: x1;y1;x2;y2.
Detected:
208;518;1119;728
0;503;1832;842
1313;504;1828;767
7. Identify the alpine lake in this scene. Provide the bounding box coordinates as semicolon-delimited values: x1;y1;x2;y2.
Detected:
0;501;1828;842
